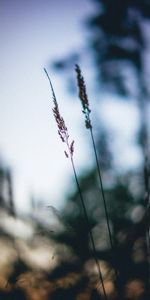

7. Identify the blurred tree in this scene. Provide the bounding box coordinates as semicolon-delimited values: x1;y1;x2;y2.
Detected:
50;0;150;224
0;165;6;209
50;0;150;231
49;2;150;295
52;0;150;158
86;0;150;156
0;164;15;216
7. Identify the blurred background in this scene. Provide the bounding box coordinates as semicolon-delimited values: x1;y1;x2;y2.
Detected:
1;0;95;214
0;0;150;299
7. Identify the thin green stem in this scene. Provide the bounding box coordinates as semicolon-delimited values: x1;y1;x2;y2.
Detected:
70;156;108;300
90;128;113;248
89;127;119;281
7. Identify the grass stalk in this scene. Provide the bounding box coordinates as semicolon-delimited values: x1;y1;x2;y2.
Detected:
89;127;114;251
75;64;118;280
71;156;108;300
44;68;108;300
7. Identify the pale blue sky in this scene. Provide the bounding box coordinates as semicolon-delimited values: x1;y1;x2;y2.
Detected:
0;0;142;213
0;0;96;212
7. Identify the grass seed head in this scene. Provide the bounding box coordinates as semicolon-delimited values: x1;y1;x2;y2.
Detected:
44;68;74;158
75;64;92;129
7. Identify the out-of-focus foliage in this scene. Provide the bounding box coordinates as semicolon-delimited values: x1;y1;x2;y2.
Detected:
49;1;150;298
87;0;150;90
52;0;150;154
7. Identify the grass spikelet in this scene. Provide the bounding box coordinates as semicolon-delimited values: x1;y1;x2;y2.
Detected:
44;68;74;158
75;64;92;129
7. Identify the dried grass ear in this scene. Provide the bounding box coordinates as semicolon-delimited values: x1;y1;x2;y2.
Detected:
44;68;74;159
75;64;92;129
